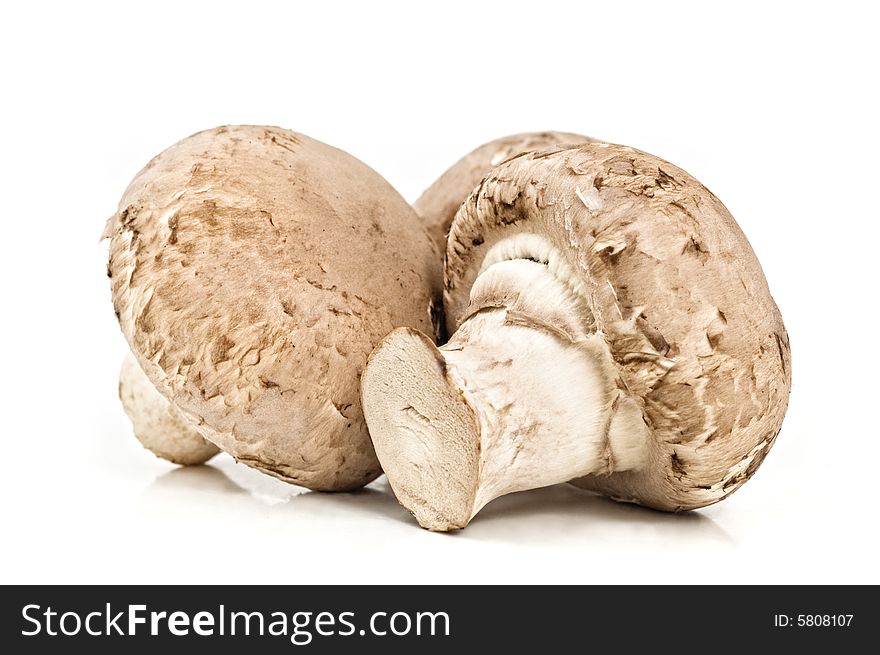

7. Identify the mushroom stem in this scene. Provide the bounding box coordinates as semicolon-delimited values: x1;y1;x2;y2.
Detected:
362;255;649;531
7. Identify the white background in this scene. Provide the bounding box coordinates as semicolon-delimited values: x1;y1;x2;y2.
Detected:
2;1;877;584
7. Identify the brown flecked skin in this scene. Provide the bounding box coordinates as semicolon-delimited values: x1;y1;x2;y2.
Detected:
445;142;791;511
104;125;442;490
414;132;593;252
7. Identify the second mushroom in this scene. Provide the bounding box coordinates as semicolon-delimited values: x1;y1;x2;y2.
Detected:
362;140;791;531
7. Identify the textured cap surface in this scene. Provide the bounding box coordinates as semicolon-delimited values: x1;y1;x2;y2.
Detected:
105;125;441;490
414;132;593;252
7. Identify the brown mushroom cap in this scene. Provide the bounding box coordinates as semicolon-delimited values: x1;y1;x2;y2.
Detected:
414;131;594;252
105;125;441;490
444;142;791;511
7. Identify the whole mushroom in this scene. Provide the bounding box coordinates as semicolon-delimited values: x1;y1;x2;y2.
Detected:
362;141;791;530
414;131;593;253
105;125;441;490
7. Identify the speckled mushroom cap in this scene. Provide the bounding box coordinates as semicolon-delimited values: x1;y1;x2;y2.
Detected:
444;141;791;511
414;132;593;252
105;125;441;490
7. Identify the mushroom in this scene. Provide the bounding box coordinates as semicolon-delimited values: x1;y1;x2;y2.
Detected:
104;125;441;490
414;131;593;252
119;353;219;465
362;141;791;530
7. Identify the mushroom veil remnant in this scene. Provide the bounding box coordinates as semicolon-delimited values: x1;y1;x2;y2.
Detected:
362;141;791;530
105;125;441;490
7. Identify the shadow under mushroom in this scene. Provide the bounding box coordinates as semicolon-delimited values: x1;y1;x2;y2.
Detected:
145;458;733;546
